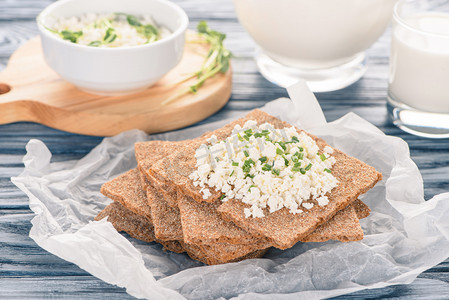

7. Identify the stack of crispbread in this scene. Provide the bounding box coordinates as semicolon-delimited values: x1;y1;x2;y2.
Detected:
95;110;381;265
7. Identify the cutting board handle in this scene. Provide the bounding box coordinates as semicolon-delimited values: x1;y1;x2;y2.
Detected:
0;83;11;95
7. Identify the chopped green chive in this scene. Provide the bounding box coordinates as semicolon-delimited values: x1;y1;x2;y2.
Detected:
298;153;304;160
243;150;249;157
232;162;239;166
242;159;254;173
292;167;301;172
127;14;142;27
276;142;287;150
291;136;299;143
319;153;326;161
88;40;102;47
262;164;272;171
283;156;289;166
259;156;267;163
60;30;83;43
245;158;255;165
299;168;306;174
298;147;304;152
220;194;226;200
276;148;284;155
294;162;301;168
230;170;235;176
244;174;255;179
243;135;250;141
237;134;244;142
244;129;253;135
305;163;312;171
248;184;257;191
103;27;117;44
324;168;332;173
272;168;280;176
215;157;220;162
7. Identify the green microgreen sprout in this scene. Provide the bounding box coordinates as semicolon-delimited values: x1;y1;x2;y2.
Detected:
161;21;232;105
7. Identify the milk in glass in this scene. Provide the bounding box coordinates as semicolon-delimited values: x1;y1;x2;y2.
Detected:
389;13;449;113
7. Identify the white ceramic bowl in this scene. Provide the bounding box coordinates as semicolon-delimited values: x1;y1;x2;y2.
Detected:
37;0;189;95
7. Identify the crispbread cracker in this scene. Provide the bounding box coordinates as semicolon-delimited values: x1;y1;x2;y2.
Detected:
95;202;184;253
147;109;381;249
135;141;181;208
353;199;370;219
96;201;268;264
183;242;269;265
301;204;363;242
100;168;152;221
146;183;184;241
177;194;269;245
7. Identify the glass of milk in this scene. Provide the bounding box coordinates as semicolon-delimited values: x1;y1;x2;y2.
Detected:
233;0;398;92
388;0;449;138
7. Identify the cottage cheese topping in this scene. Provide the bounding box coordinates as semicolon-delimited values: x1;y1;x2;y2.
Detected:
189;121;339;218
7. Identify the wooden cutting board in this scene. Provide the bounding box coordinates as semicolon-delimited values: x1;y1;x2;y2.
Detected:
0;36;232;136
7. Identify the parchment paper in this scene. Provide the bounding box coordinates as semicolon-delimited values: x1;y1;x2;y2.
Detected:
12;82;449;299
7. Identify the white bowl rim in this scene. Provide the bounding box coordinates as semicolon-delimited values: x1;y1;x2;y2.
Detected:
36;0;189;52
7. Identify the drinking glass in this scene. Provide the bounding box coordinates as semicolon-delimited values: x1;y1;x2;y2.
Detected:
387;0;449;138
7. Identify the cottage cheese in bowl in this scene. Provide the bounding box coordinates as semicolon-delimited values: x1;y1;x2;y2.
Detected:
37;0;189;95
49;13;172;48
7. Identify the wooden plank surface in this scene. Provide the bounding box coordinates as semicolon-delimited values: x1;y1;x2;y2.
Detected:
1;0;448;299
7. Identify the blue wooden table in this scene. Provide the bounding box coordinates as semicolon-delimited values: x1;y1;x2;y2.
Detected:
1;0;449;298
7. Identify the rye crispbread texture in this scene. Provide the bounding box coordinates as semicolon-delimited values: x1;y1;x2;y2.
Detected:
147;109;382;249
177;194;269;246
353;199;371;219
94;201;185;253
146;183;184;241
98;164;366;264
95;201;268;264
97;109;380;263
301;204;363;242
100;168;152;222
100;164;366;248
135;141;181;208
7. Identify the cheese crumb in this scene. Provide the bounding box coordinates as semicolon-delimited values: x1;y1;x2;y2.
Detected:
190;121;339;217
302;202;314;210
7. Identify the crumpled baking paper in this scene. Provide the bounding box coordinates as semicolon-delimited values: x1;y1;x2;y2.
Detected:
11;82;449;300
